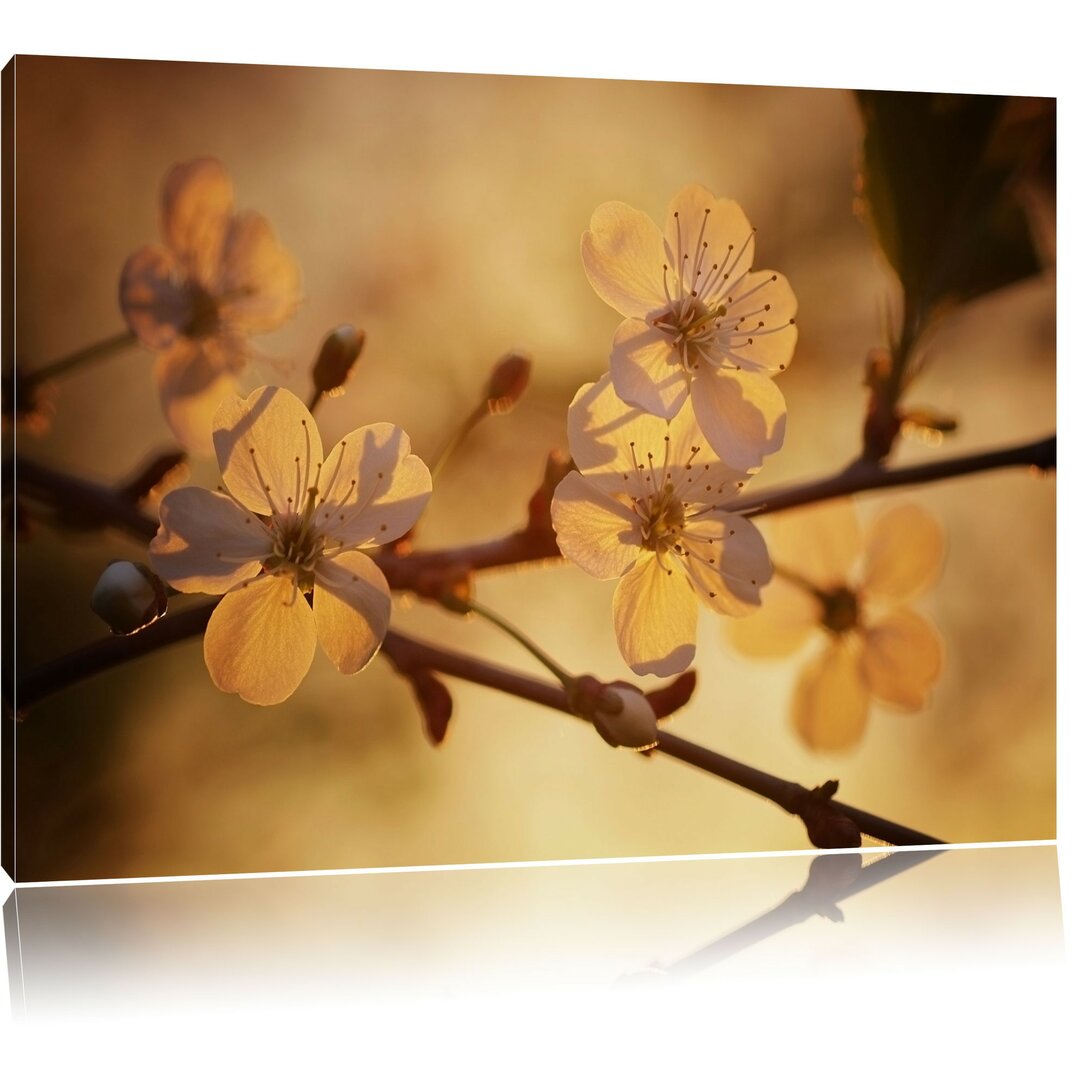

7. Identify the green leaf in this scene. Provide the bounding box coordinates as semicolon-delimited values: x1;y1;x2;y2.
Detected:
856;91;1048;320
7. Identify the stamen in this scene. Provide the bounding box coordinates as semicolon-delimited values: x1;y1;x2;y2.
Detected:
247;446;282;517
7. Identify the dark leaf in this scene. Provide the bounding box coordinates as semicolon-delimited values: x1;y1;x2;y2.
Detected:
856;91;1047;319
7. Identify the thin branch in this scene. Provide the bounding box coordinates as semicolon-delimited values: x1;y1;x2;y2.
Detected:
724;433;1056;519
14;602;944;849
12;432;1055;596
22;330;138;388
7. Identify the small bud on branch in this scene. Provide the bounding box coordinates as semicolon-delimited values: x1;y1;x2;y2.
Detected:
312;325;366;396
90;561;168;636
484;352;531;414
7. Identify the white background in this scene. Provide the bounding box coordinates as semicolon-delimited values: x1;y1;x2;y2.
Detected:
1;2;1075;1075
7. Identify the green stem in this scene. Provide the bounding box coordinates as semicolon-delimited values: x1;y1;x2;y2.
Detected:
430;403;488;482
457;597;577;689
23;330;139;388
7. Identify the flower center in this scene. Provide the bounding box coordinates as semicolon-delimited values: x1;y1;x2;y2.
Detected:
264;488;325;592
183;284;222;339
640;482;686;553
819;586;860;635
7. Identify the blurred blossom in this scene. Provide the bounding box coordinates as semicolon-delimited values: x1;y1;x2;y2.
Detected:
730;500;945;751
149;386;432;705
551;374;770;677
581;184;796;471
119;158;302;454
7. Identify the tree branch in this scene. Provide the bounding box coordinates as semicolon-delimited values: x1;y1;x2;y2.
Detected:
725;434;1056;519
13;433;1055;592
14;600;944;850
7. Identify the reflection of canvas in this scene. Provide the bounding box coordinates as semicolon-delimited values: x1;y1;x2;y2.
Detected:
3;58;1056;881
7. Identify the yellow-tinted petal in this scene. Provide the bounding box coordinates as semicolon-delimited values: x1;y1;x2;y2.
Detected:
716;270;798;374
861;504;945;603
612;556;697;676
161;158;234;287
770;499;862;591
860;608;943;710
313;423;431;549
150;486;271;594
313;550;391;675
550;471;640;580
689;367;786;472
728;576;821;657
609;318;689;419
680;512;771;616
155;341;242;457
218;211;302;334
792;639;870;751
581;201;667;319
119;245;193;349
664;187;755;304
204;574;317;705
214;386;324;516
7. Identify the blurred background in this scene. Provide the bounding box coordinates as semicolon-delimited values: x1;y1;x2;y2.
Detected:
11;58;1055;879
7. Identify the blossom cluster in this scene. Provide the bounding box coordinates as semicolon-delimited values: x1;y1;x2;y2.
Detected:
552;185;797;676
132;168;943;739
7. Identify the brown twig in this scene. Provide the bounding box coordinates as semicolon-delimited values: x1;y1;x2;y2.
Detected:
12;432;1055;596
13;600;944;849
21;330;138;389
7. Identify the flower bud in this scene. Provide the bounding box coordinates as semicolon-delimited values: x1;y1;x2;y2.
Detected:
312;325;365;395
592;686;659;751
90;561;168;635
484;352;531;414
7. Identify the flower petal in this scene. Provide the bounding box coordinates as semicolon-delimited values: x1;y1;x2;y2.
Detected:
203;574;317;705
160;158;234;287
861;504;945;603
728;576;821;657
313;424;431;549
156;341;242;456
689;368;786;471
860;608;943;710
214;386;324;516
612;556;697;676
119;245;193;349
550;471;640;580
218;211;302;334
610;318;689;419
792;639;870;752
149;486;271;594
717;270;798;374
313;550;391;675
680;512;771;615
664;186;755;303
769;499;862;591
581;201;667;319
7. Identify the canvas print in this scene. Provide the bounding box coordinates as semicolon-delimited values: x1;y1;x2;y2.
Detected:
1;58;1056;881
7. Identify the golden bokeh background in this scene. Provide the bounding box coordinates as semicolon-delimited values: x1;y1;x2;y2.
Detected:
12;57;1055;879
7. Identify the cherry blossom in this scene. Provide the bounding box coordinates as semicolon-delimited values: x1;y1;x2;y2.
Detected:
120;159;301;453
582;184;796;471
730;499;945;750
551;375;771;677
149;386;431;705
